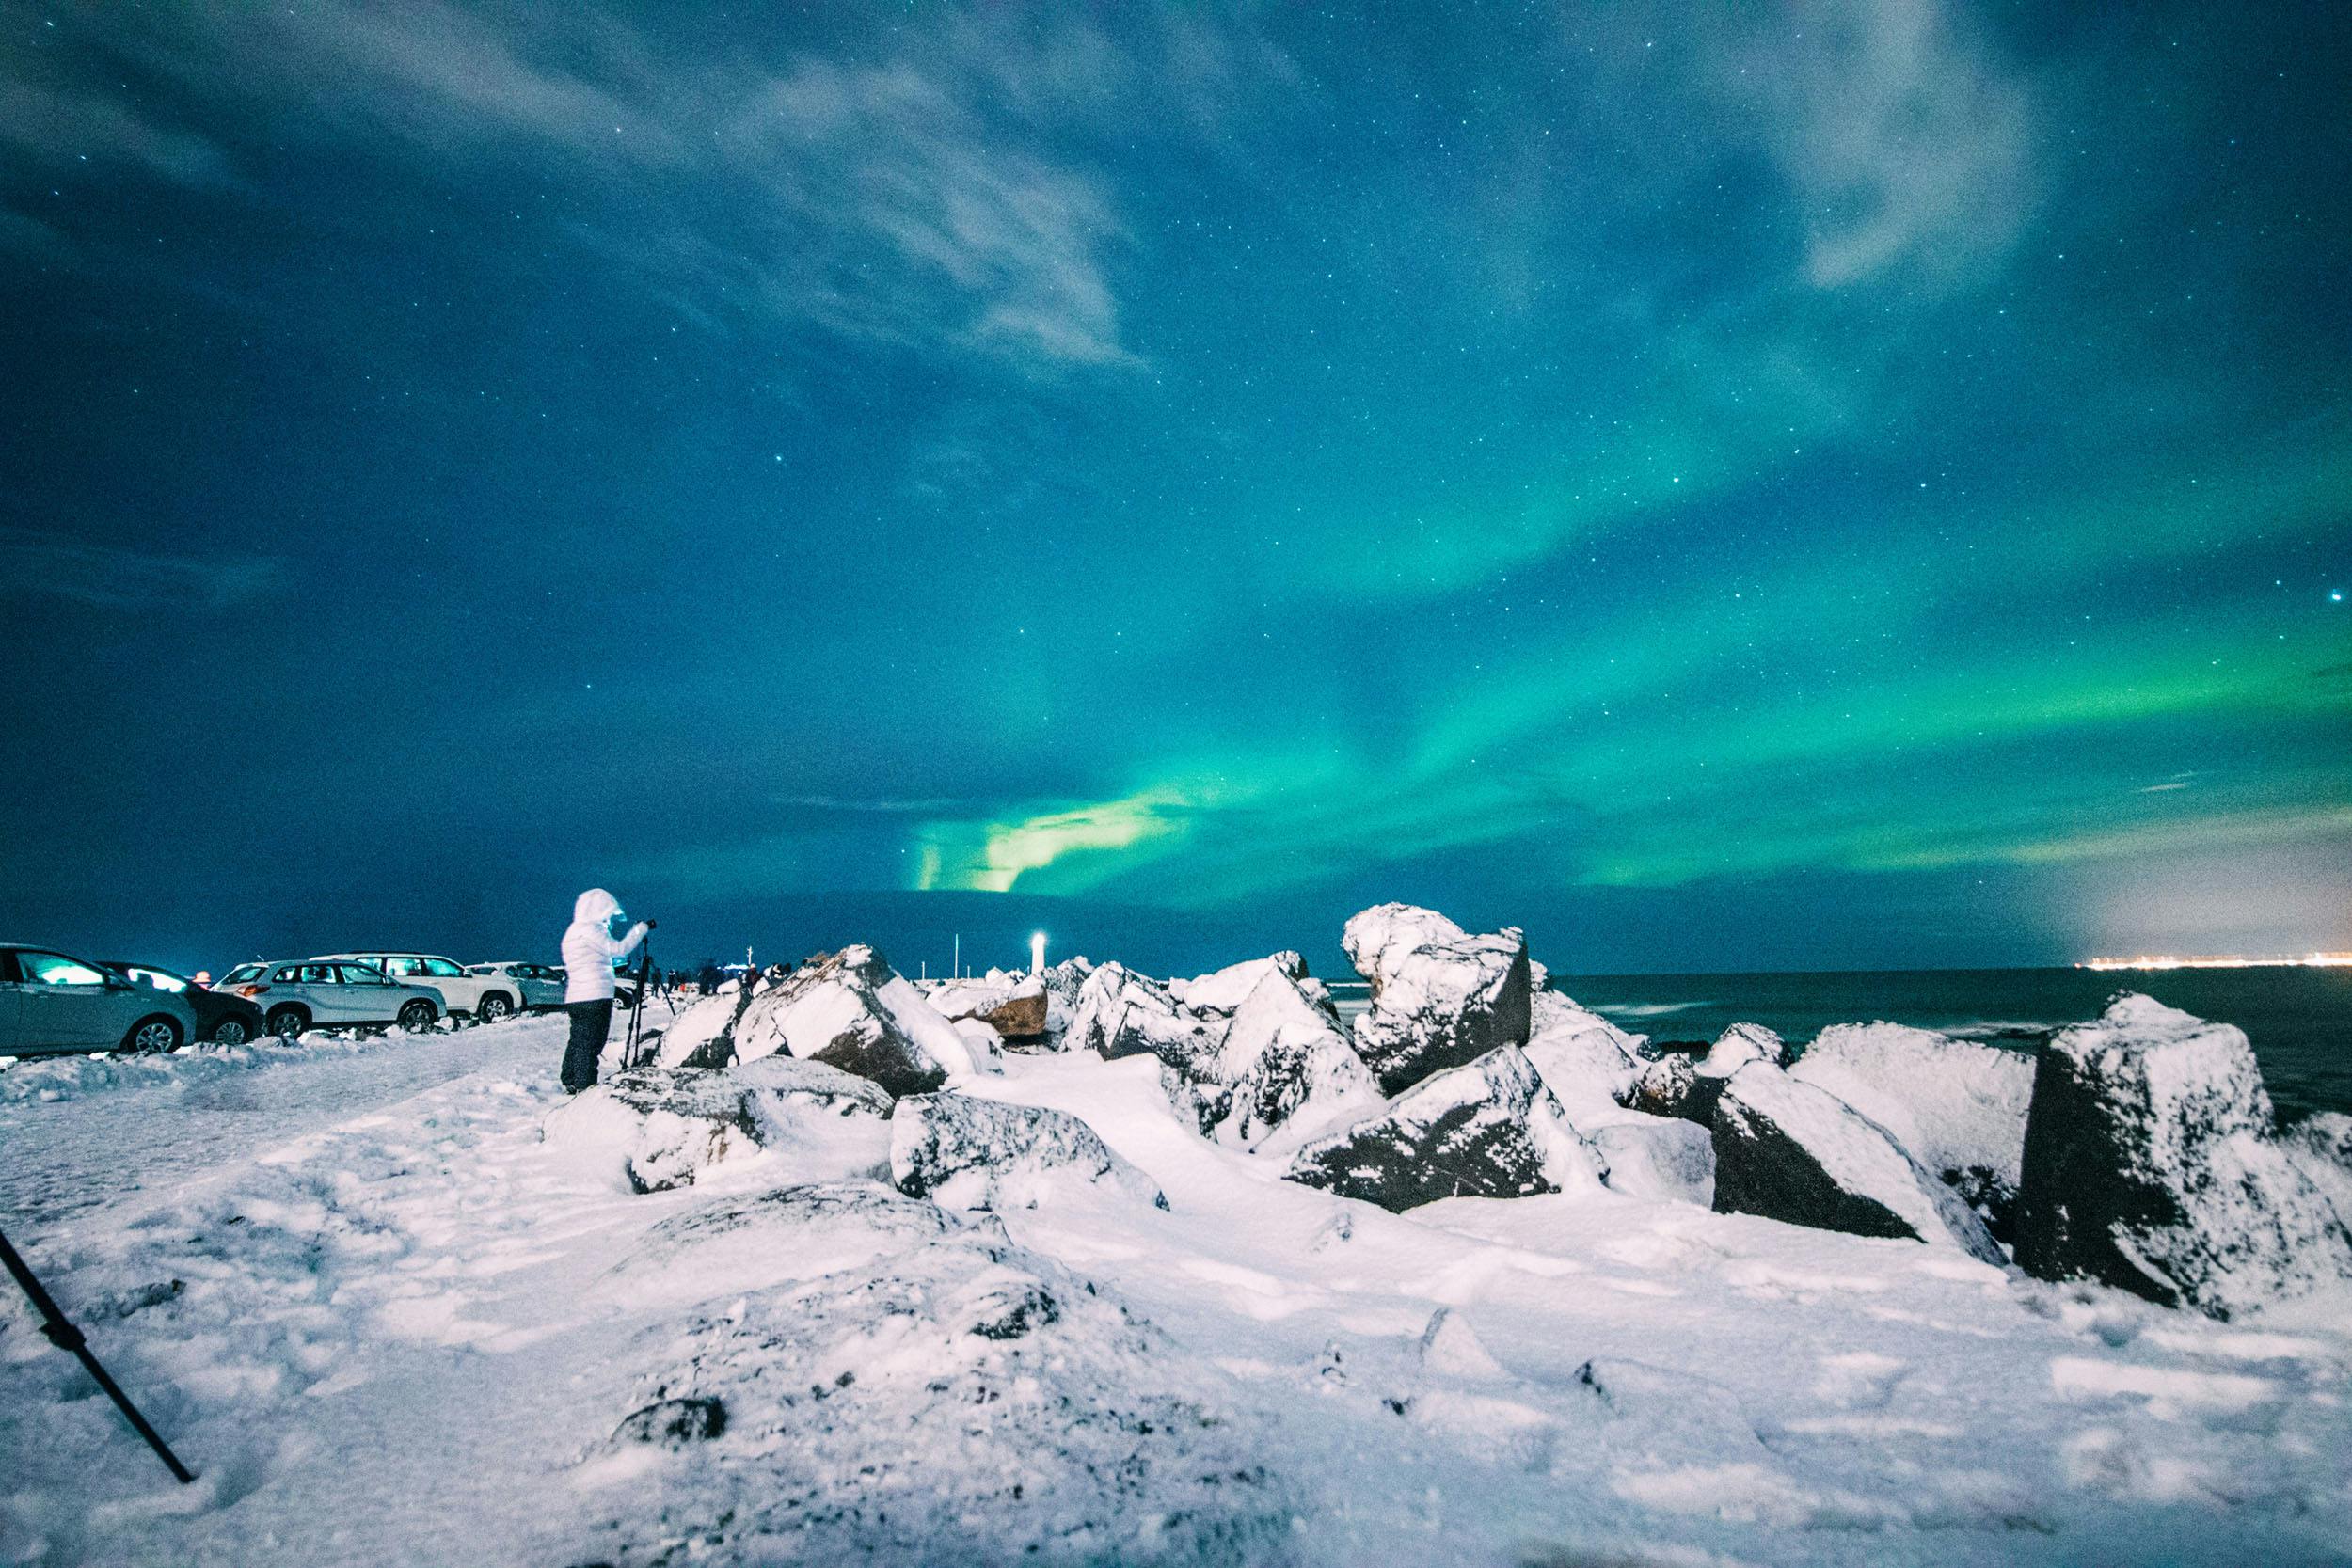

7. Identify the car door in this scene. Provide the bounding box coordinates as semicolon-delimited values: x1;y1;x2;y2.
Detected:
12;950;121;1049
337;963;399;1022
523;966;564;1007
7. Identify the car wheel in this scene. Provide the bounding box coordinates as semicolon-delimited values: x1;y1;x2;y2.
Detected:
266;1006;309;1040
398;998;438;1033
122;1015;183;1054
211;1017;252;1046
477;992;514;1023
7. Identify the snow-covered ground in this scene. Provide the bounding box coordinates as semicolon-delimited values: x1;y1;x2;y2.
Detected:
4;1012;2350;1566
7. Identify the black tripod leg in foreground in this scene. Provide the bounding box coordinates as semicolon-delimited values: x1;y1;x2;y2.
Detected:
0;1227;196;1484
625;944;654;1068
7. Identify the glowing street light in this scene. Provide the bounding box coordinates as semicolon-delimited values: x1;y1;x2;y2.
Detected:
1030;931;1047;977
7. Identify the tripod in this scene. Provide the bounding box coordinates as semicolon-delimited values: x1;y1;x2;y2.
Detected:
0;1227;194;1484
623;942;658;1069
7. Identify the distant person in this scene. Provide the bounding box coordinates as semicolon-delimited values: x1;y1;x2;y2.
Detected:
560;888;650;1094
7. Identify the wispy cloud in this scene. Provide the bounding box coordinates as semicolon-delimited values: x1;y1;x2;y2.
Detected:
22;5;1169;377
0;76;233;186
0;528;285;610
1716;0;2038;290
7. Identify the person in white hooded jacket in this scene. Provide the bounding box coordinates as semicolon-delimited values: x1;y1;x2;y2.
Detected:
559;887;649;1092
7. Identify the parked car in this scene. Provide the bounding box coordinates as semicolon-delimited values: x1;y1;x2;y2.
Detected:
312;952;520;1022
103;960;265;1045
465;961;567;1011
218;959;444;1038
1;944;199;1056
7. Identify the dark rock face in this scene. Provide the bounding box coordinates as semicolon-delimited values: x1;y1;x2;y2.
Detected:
732;945;969;1099
1284;1046;1604;1212
2012;995;2352;1318
657;981;764;1069
1631;1023;1788;1127
1342;904;1534;1097
1063;962;1224;1077
930;978;1050;1040
1790;1022;2033;1244
612;1397;726;1448
1629;1053;1705;1121
1710;1064;2003;1263
1208;971;1383;1152
891;1092;1168;1212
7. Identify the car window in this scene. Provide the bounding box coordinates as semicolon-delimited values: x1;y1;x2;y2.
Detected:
305;964;342;984
269;964;303;983
335;964;381;985
129;966;187;992
223;963;264;985
20;952;109;986
421;958;464;977
382;957;423;976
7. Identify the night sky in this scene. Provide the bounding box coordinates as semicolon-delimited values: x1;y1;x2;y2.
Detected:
3;2;2346;979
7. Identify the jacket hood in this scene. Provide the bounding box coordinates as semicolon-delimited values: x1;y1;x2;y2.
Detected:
573;888;622;925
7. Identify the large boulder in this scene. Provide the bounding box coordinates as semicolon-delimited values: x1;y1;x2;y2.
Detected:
892;1092;1168;1212
1062;961;1222;1079
1588;1116;1716;1207
929;975;1050;1040
2011;994;2352;1318
732;945;981;1097
603;1179;957;1312
1209;971;1385;1153
653;983;762;1069
1285;1046;1606;1212
1790;1022;2033;1240
1632;1022;1788;1126
543;1058;892;1195
1710;1063;2003;1263
588;1228;1295;1563
1523;996;1647;1120
1342;903;1533;1096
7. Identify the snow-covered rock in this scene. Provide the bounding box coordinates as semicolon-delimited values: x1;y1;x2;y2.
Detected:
2011;994;2352;1317
891;1091;1168;1212
593;1228;1293;1563
1523;997;1646;1119
1343;903;1534;1096
652;984;760;1069
604;1179;957;1313
1711;1063;2004;1263
1062;961;1222;1078
1790;1022;2033;1239
929;974;1049;1039
1588;1115;1716;1207
2283;1113;2352;1224
544;1060;887;1195
1417;1307;1509;1381
731;945;981;1097
1285;1045;1606;1212
1209;971;1384;1153
1633;1022;1788;1125
1173;951;1311;1017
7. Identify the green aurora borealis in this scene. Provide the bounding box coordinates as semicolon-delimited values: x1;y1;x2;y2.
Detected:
1;2;2345;970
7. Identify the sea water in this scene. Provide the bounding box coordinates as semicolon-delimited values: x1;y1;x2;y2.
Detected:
1551;965;2352;1125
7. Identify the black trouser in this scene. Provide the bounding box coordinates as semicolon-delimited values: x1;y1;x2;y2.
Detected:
562;999;614;1092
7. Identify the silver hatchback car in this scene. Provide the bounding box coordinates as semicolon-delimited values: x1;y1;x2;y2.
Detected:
1;944;200;1056
217;959;445;1039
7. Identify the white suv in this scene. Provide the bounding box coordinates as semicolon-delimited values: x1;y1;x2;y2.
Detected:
315;952;521;1022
